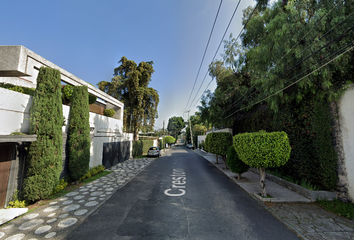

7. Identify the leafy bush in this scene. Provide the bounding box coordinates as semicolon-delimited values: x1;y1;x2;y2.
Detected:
133;140;154;157
89;94;97;104
205;132;233;166
52;179;68;195
234;131;290;168
103;108;115;117
233;94;338;191
199;141;205;149
79;165;105;181
234;130;291;197
68;86;91;181
6;190;27;208
23;67;63;201
62;84;97;105
227;146;249;179
0;83;35;96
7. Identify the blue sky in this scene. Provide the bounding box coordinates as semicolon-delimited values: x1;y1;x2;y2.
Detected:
0;0;256;130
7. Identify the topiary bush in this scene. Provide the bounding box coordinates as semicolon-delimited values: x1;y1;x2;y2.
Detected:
68;86;91;182
205;132;233;168
103;108;115;117
227;146;249;179
62;84;97;105
233;130;291;197
23;67;63;201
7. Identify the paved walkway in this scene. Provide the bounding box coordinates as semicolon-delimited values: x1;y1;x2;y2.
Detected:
0;158;156;240
194;148;354;240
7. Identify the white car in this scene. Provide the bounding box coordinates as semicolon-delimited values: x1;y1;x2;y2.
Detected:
147;147;161;157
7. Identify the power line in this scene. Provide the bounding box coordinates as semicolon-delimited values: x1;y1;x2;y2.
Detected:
223;23;354;117
187;0;258;111
221;0;347;115
184;0;224;111
225;41;354;118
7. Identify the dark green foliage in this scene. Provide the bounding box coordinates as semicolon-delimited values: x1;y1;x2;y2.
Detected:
23;67;63;201
233;131;291;169
317;199;354;219
88;94;97;104
233;94;338;190
167;116;185;139
62;84;97;105
205;132;233;156
103;109;115;117
227;146;249;176
133;140;154;157
0;82;35;96
68;86;91;181
62;85;74;104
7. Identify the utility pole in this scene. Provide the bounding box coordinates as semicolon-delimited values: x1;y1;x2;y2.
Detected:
185;110;193;147
163;120;165;152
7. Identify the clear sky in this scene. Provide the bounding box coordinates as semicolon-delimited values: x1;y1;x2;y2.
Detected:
0;0;256;130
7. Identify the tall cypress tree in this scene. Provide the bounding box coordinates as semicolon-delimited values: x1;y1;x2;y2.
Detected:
23;67;63;201
68;86;91;182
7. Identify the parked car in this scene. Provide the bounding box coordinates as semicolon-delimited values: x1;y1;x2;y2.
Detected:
147;146;161;157
186;144;194;150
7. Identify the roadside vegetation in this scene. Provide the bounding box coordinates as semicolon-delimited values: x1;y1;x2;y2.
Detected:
317;199;354;219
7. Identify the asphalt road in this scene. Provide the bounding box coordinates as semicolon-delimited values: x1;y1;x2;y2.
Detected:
67;146;300;240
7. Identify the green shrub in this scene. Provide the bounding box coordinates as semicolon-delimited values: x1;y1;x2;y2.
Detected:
234;130;291;197
233;131;291;169
205;132;233;167
52;179;68;195
62;84;97;105
0;83;35;96
103;108;115;117
68;86;91;181
6;190;27;208
227;146;249;179
133;140;154;157
23;67;63;201
79;165;105;181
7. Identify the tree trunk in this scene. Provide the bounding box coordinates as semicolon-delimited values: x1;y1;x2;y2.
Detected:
222;155;228;169
238;173;242;179
259;167;267;197
215;155;219;164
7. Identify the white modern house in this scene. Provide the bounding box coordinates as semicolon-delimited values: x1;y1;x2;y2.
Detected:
0;45;132;207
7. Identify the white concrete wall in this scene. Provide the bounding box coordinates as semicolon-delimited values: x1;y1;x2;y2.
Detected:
197;135;206;148
0;88;132;167
0;88;32;134
339;86;354;201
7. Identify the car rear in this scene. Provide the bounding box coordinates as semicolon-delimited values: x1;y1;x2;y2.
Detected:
147;147;160;157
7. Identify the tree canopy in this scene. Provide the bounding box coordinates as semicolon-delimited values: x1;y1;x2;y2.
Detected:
98;57;159;140
167;116;185;139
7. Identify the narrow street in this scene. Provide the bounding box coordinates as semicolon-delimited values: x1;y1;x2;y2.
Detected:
67;146;300;240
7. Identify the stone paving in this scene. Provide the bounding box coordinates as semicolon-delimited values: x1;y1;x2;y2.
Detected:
266;203;354;240
0;158;154;240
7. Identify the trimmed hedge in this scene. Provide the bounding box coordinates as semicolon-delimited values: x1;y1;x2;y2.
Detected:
62;84;97;105
68;86;91;181
133;139;154;157
233;131;291;169
205;132;233;156
23;67;63;201
227;146;249;177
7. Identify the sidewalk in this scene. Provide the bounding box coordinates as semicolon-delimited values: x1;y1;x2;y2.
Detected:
194;148;354;240
0;156;158;240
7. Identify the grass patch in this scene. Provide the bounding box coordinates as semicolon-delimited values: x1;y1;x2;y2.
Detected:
267;170;319;191
317;199;354;219
257;193;273;198
135;155;148;159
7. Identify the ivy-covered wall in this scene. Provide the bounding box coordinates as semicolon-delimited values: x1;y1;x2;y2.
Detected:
233;93;338;191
